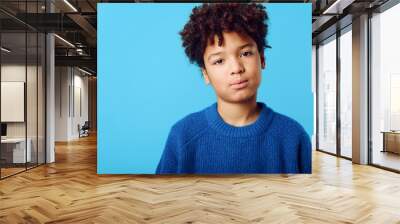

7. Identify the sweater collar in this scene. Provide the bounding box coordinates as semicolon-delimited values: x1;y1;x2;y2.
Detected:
205;102;274;137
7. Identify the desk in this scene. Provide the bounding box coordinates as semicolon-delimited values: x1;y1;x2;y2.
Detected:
1;138;32;163
381;131;400;154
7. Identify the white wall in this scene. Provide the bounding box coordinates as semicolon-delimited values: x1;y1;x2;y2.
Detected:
55;67;89;141
1;65;40;138
1;63;46;164
72;72;89;138
1;82;25;122
1;66;26;138
55;66;69;141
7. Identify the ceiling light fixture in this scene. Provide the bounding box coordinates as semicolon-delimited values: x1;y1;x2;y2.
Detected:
63;0;78;12
78;67;93;76
322;0;355;15
76;48;85;55
54;34;75;48
1;47;11;53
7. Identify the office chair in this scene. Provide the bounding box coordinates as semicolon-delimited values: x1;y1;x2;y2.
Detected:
79;121;90;138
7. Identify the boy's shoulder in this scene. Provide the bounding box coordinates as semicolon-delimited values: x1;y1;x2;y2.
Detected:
270;110;309;137
169;105;211;140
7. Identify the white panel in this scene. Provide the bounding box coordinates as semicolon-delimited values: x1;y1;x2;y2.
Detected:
75;86;81;118
73;86;81;138
1;82;25;122
390;74;400;130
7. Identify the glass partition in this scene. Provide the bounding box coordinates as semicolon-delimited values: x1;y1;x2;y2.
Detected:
38;32;45;165
371;3;400;171
1;30;28;177
339;27;352;158
317;35;337;155
27;31;38;169
0;1;46;179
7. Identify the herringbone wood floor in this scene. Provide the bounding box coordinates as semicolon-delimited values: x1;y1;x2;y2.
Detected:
1;135;400;224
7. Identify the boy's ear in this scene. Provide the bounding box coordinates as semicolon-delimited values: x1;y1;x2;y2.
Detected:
261;54;266;69
202;68;210;85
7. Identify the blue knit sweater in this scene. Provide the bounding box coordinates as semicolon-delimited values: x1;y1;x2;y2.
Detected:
156;102;311;174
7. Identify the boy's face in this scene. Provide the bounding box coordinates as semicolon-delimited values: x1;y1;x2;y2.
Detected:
202;32;265;104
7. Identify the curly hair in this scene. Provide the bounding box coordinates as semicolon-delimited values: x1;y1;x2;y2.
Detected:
179;3;269;68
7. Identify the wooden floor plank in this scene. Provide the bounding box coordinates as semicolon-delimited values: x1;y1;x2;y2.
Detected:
1;135;400;223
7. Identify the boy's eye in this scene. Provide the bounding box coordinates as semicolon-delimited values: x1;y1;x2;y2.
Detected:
241;51;254;57
213;59;224;65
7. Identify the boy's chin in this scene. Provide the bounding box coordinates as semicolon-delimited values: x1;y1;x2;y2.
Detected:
221;93;257;104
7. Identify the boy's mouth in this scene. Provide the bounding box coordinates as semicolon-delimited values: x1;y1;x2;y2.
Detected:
230;80;249;90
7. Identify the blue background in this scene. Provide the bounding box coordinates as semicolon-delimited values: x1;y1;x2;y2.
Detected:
98;3;312;174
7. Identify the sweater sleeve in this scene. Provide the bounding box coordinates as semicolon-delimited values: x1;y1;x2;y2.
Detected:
298;131;312;174
156;129;179;174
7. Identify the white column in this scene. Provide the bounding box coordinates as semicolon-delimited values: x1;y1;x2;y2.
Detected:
352;14;369;164
46;1;55;163
46;33;55;163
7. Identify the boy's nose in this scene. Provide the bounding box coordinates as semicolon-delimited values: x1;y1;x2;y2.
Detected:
230;59;245;76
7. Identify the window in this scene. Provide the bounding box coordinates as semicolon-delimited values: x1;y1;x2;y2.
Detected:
339;27;352;158
318;35;337;154
371;2;400;171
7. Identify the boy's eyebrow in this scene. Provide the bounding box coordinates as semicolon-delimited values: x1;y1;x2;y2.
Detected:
238;43;254;50
207;43;254;61
207;52;222;61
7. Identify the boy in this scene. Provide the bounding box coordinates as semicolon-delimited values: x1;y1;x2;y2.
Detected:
156;3;311;174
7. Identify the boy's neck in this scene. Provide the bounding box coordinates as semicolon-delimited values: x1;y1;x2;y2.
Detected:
217;97;261;127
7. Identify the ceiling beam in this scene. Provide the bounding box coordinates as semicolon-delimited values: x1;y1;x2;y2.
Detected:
55;55;96;72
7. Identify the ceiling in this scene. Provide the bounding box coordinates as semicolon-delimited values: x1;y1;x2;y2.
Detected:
0;0;98;74
311;0;391;44
0;0;395;75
